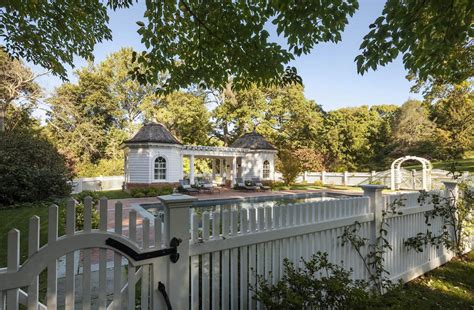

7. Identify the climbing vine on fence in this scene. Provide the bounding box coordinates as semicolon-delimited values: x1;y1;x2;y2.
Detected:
404;183;474;256
339;197;405;294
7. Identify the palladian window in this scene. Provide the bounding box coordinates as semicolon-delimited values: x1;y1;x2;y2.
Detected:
154;157;167;180
263;160;270;179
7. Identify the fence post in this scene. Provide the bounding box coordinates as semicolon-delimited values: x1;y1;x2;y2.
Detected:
360;185;385;244
370;171;376;183
158;193;197;310
343;171;348;186
443;181;458;200
321;171;326;185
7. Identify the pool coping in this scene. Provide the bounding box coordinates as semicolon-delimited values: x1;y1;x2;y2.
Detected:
134;190;360;211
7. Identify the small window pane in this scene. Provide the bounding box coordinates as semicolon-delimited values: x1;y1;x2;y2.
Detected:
263;160;270;179
154;157;166;180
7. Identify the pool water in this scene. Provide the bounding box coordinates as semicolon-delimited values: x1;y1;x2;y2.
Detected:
141;192;349;217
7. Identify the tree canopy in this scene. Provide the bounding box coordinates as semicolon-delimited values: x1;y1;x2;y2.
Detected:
2;1;471;91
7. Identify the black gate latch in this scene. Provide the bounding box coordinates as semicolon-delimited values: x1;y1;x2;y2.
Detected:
106;237;182;263
158;281;173;310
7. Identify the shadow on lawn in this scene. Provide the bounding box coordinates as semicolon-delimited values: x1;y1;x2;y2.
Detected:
382;252;474;309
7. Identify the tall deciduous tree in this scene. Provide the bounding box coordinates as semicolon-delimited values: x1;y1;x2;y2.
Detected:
47;66;117;165
391;100;437;158
319;106;396;171
3;1;470;91
357;0;473;88
142;91;212;145
430;82;474;159
213;84;324;149
0;49;42;132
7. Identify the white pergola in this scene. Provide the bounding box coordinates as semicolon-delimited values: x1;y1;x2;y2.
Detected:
390;156;432;190
181;145;254;186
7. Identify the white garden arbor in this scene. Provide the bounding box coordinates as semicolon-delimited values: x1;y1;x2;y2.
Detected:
390;156;432;190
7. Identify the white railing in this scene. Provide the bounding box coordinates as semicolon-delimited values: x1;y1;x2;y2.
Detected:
189;197;371;309
1;183;468;309
186;186;465;309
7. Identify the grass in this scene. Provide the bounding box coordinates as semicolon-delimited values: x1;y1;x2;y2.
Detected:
94;189;133;200
383;251;474;309
403;156;474;172
0;201;67;266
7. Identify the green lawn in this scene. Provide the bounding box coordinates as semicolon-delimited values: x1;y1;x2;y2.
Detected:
403;156;474;173
94;189;133;200
0;201;67;266
383;251;474;309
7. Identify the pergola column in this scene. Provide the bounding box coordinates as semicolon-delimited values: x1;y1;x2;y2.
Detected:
232;157;237;186
189;155;195;185
211;159;216;181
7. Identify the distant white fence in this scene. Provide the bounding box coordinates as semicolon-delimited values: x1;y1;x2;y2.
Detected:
276;169;472;190
71;176;124;194
1;183;469;309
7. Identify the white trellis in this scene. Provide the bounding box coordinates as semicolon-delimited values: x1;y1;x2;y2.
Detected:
391;156;432;190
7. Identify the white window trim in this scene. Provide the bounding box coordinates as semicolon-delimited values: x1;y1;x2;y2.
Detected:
263;159;271;180
153;155;168;182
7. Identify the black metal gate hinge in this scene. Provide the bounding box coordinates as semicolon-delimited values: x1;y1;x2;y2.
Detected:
105;237;182;263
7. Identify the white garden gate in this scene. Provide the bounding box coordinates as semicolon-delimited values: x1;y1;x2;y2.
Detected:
0;194;194;310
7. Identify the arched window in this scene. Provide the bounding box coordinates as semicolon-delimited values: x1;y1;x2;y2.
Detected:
154;157;167;180
263;160;270;179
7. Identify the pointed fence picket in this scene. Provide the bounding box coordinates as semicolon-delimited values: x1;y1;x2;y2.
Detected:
0;197;172;310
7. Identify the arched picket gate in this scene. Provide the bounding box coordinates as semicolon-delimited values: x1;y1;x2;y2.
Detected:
0;194;194;310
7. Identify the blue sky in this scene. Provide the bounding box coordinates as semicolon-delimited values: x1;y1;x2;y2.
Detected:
30;0;421;112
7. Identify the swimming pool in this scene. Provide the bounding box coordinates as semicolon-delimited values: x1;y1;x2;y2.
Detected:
139;192;353;217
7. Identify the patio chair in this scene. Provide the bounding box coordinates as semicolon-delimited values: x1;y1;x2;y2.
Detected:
200;179;220;194
235;178;258;191
252;177;271;191
178;179;199;195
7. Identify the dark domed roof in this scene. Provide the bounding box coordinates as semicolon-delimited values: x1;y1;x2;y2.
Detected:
125;123;181;145
230;131;276;150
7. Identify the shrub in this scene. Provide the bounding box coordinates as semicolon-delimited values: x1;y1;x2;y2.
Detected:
74;202;100;230
276;150;303;185
254;252;387;309
130;186;174;198
73;190;100;205
0;130;73;205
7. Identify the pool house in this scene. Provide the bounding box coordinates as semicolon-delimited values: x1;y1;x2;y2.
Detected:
123;123;277;189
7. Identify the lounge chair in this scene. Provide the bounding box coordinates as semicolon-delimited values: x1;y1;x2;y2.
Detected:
252;178;271;191
179;179;199;195
200;179;220;194
235;178;258;191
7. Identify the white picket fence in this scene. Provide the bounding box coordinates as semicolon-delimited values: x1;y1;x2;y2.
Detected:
284;169;472;190
0;183;468;309
71;176;125;194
